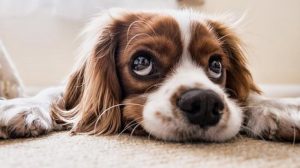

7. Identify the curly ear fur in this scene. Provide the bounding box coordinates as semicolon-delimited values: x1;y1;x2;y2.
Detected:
52;10;124;135
208;21;261;102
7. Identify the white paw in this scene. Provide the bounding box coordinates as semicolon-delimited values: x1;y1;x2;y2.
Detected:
245;96;300;141
0;99;53;138
244;108;279;140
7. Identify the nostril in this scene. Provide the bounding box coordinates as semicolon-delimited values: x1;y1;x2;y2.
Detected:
212;106;220;116
177;89;203;113
191;102;201;113
212;101;224;116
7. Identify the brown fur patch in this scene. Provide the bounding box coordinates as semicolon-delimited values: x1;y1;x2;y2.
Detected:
207;21;261;101
117;14;183;96
155;111;173;123
122;95;147;135
189;22;230;86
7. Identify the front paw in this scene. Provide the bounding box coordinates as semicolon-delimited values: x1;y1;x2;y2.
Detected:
244;101;300;141
0;101;53;138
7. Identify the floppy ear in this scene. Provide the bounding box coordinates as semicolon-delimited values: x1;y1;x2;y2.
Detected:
52;11;124;135
209;20;300;142
208;21;260;102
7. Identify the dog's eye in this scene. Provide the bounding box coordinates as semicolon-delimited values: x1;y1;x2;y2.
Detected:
208;55;222;79
132;55;153;76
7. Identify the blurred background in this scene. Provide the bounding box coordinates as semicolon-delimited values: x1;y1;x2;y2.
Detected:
0;0;299;91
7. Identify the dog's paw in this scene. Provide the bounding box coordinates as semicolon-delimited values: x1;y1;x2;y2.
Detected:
244;96;300;141
0;99;53;138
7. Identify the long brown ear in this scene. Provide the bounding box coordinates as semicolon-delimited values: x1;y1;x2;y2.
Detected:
208;21;261;102
52;10;124;135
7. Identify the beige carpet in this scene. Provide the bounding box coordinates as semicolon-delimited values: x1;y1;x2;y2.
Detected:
0;132;300;168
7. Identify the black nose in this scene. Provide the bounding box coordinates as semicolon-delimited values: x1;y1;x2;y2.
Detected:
177;89;224;127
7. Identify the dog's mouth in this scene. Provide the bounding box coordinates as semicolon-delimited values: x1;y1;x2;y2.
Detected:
122;102;232;142
121;89;242;142
140;93;242;142
121;118;207;141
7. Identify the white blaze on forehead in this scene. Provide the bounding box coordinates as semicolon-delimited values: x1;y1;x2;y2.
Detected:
171;12;192;55
163;9;208;59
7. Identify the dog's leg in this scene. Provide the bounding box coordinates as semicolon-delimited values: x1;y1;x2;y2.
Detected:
244;93;300;141
0;86;63;138
0;41;24;98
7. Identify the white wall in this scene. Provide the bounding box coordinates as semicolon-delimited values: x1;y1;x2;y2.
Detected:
0;0;299;88
201;0;300;84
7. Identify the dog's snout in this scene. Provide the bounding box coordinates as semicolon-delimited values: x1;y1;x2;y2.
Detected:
177;89;224;127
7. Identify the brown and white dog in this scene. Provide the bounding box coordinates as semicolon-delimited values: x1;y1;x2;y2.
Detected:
0;9;300;142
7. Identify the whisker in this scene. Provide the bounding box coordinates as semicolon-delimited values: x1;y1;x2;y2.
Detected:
293;125;296;146
127;20;142;42
240;125;266;141
93;103;144;134
224;88;238;98
144;83;163;93
125;33;153;51
130;122;142;137
117;121;137;136
117;117;144;137
218;33;233;43
291;118;298;146
126;19;157;42
147;131;152;140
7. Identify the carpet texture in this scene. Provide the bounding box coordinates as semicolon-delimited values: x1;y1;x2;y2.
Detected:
0;132;299;168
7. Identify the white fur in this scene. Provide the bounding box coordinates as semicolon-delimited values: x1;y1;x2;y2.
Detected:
142;12;242;141
143;56;242;141
0;87;63;138
245;93;300;140
0;9;299;142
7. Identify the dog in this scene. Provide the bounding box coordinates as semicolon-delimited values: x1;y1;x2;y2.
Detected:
0;9;300;142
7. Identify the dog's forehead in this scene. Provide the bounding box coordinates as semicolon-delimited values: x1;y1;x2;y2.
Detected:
122;11;219;59
124;11;223;73
116;11;226;95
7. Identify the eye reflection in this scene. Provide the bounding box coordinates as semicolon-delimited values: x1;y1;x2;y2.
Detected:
208;55;222;79
132;56;153;76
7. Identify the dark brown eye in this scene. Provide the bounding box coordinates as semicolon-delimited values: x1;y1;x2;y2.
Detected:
131;50;158;77
208;55;222;79
132;55;153;76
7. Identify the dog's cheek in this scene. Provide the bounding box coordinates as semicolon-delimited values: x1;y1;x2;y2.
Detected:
122;95;148;135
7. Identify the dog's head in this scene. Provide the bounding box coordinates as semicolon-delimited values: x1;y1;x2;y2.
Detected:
55;9;260;142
